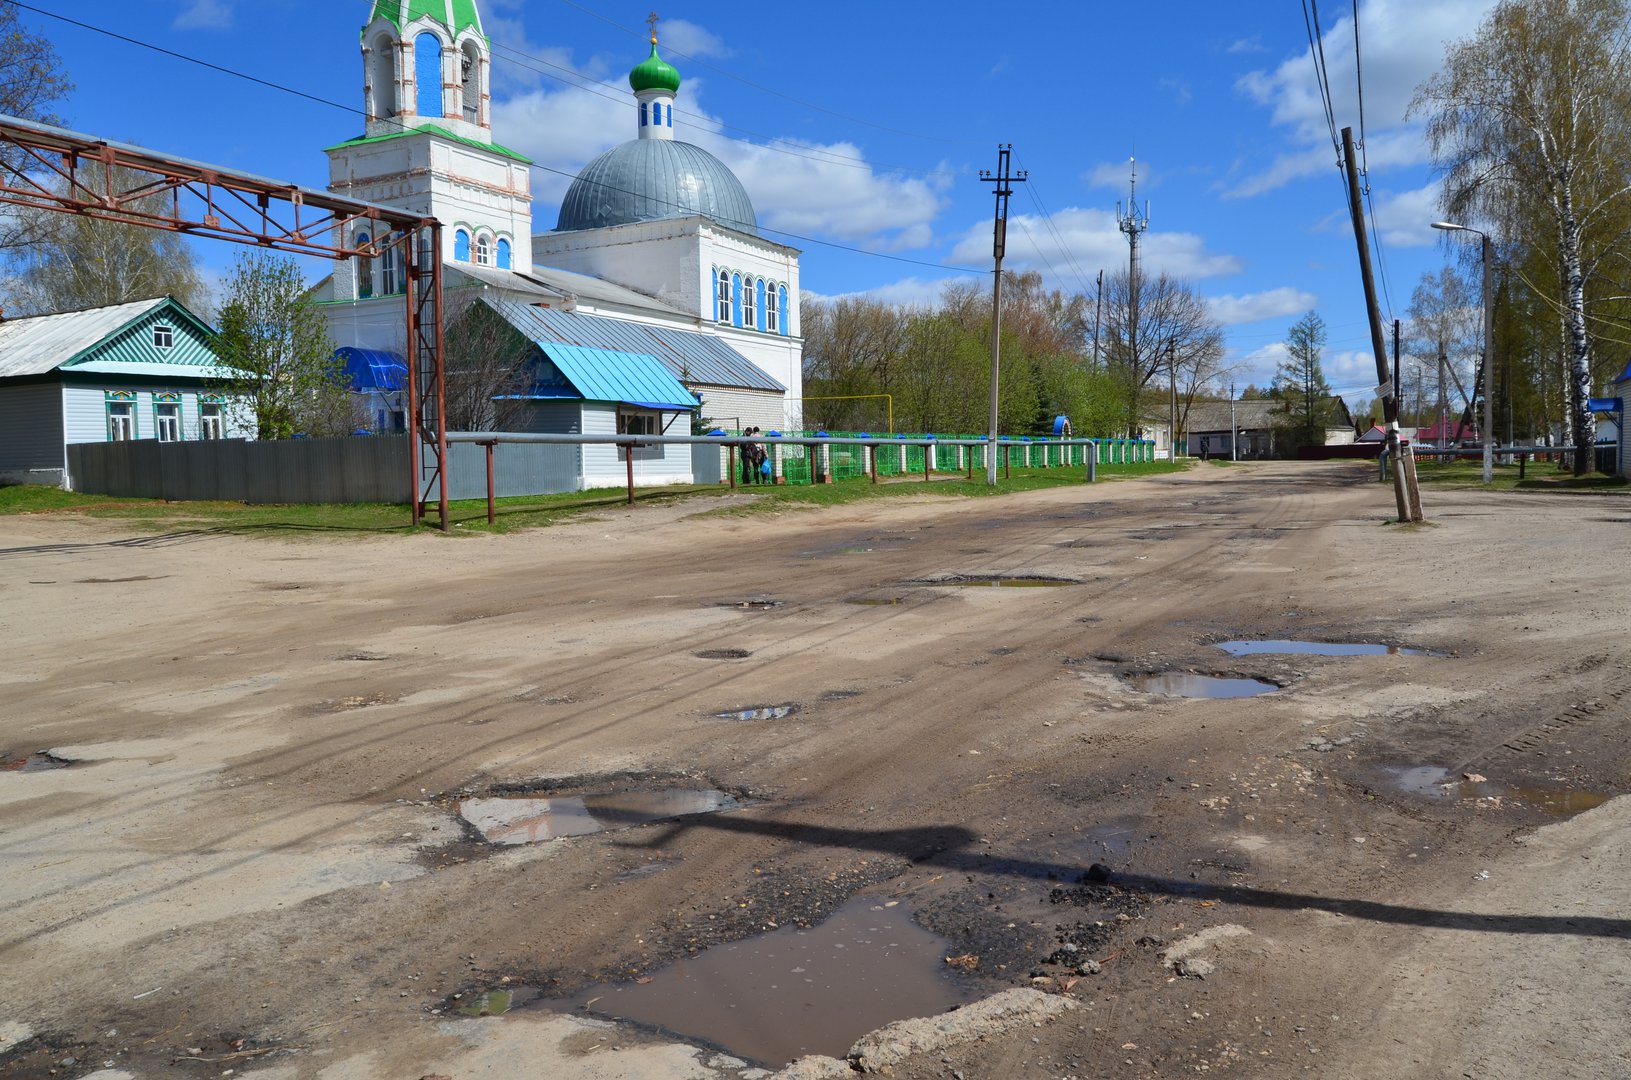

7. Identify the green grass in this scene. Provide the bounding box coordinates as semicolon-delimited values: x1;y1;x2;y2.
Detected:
0;460;1184;538
1411;458;1628;493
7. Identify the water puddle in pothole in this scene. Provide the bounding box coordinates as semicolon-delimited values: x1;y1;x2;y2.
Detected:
695;648;752;660
459;789;739;845
1128;672;1279;698
547;896;973;1067
847;597;905;606
1384;766;1610;814
712;705;798;721
1;751;74;772
720;598;782;610
1217;639;1443;658
906;576;1076;589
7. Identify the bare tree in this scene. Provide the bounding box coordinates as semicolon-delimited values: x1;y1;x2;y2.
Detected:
0;7;72;254
1097;268;1225;437
1406;267;1481;432
441;294;536;431
1413;0;1631;472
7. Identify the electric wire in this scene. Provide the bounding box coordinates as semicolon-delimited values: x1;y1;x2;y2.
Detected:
1017;165;1098;301
1352;0;1395;320
9;1;979;275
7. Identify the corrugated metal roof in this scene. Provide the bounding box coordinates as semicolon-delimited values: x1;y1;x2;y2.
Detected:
487;296;784;393
0;297;171;379
541;344;696;410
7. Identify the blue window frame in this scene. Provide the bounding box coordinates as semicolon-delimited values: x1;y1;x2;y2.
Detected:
497;238;512;270
640;102;648;127
731;273;743;328
415;34;443;119
778;285;790;336
755;279;767;331
454;229;470;262
766;282;779;333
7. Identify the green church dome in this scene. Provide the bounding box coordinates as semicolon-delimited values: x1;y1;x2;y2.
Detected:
629;43;681;94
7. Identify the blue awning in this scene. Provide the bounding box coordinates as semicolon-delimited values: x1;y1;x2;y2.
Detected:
536;343;697;411
335;347;406;392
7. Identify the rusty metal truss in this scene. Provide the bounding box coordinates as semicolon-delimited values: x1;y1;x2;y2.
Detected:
0;115;450;529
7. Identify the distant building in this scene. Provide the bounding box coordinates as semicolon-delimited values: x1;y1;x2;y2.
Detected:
0;296;248;487
1185;396;1355;458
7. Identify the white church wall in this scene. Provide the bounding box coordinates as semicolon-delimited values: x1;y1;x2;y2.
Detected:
533;219;705;316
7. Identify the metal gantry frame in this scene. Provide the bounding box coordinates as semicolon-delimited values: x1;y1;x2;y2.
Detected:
0;115;451;529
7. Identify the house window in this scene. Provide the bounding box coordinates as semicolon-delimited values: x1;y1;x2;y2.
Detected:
618;409;662;460
199;401;224;440
742;277;756;328
716;269;731;323
154;395;181;442
766;283;779;333
152;324;174;349
107;399;135;441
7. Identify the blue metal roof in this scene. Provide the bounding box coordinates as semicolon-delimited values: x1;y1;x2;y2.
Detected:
336;347;406;391
538;343;697;410
487;296;784;393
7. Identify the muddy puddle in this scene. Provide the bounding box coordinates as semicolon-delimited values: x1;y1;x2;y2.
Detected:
1217;639;1442;658
1385;766;1610;814
712;705;798;721
720;598;783;610
695;648;752;660
1128;672;1279;698
548;896;973;1066
459;788;739;845
906;576;1076;589
847;597;905;607
1;750;74;772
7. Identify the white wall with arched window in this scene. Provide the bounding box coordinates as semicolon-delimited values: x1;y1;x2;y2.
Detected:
475;234;492;266
414;32;444;120
766;282;779;333
454;229;470;262
496;237;512;270
742;275;757;329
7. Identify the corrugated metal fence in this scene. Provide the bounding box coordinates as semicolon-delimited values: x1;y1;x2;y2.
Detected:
67;436;581;504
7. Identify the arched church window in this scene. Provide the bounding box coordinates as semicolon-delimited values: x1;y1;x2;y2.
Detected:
778;285;790;336
731;273;743;328
765;282;779;333
742;276;757;328
755;279;767;331
665;104;673;128
369;38;397;119
454;230;470;262
461;42;480;124
497;238;512;270
476;235;492;266
716;269;731;323
415;33;444;119
640;102;649;127
356;232;373;298
382;244;399;295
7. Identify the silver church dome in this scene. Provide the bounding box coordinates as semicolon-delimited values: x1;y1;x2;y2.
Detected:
555;139;758;235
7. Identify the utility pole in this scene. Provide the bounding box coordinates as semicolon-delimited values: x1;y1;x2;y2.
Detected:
1167;342;1178;460
1230;382;1238;461
980;144;1026;486
1118;157;1149;446
1092;268;1103;371
1438;340;1447;449
1342;126;1418;521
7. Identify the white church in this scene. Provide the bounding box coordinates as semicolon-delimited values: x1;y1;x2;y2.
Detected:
318;1;803;485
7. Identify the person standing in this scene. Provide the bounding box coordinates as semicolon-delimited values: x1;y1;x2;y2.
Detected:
741;427;761;485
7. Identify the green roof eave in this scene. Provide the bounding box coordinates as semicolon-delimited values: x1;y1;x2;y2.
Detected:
325;124;532;164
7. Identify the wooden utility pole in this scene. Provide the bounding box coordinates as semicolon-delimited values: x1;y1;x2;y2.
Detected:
1342;127;1420;521
979;145;1026;486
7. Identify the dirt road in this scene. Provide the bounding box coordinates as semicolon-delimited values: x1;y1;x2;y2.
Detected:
1;461;1626;1079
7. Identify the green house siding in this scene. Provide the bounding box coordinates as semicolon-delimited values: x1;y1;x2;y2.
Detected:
61;303;221;375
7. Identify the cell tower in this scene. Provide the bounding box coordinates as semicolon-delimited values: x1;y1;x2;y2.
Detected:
1117;156;1150;374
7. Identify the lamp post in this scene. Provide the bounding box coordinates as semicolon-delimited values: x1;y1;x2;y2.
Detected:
1431;221;1495;484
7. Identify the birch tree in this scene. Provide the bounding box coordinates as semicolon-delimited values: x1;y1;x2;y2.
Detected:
1413;0;1631;473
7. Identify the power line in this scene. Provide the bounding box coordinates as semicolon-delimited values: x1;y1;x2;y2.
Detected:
11;1;978;275
1351;0;1395;321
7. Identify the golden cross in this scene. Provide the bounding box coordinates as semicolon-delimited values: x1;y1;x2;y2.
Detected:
647;11;660;44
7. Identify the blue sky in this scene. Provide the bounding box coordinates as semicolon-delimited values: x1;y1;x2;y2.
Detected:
25;0;1500;401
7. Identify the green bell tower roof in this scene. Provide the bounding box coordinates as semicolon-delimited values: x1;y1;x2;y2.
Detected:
368;0;485;39
629;42;682;94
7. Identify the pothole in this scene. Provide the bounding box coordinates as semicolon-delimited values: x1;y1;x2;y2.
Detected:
458;788;741;845
847;597;905;606
73;575;169;584
821;689;863;702
1;750;74;772
695;648;753;660
712;704;799;721
541;896;974;1067
319;693;400;712
720;598;783;610
1127;672;1279;698
904;575;1077;589
1383;766;1611;815
1217;639;1445;658
335;651;390;662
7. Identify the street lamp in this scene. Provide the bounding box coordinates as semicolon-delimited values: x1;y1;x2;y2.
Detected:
1431;220;1495;484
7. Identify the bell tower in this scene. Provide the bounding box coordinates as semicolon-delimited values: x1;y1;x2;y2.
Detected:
326;0;533;301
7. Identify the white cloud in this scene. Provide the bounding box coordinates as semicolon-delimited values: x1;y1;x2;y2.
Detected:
948;207;1242;283
660;20;733;60
1207;287;1319;326
807;275;968;309
1084;159;1149;191
1230;0;1499;196
1367;181;1443;247
174;0;232;30
492;75;949;248
1227;36;1267;55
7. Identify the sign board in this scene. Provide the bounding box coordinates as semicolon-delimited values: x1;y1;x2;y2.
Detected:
1588;397;1623;413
